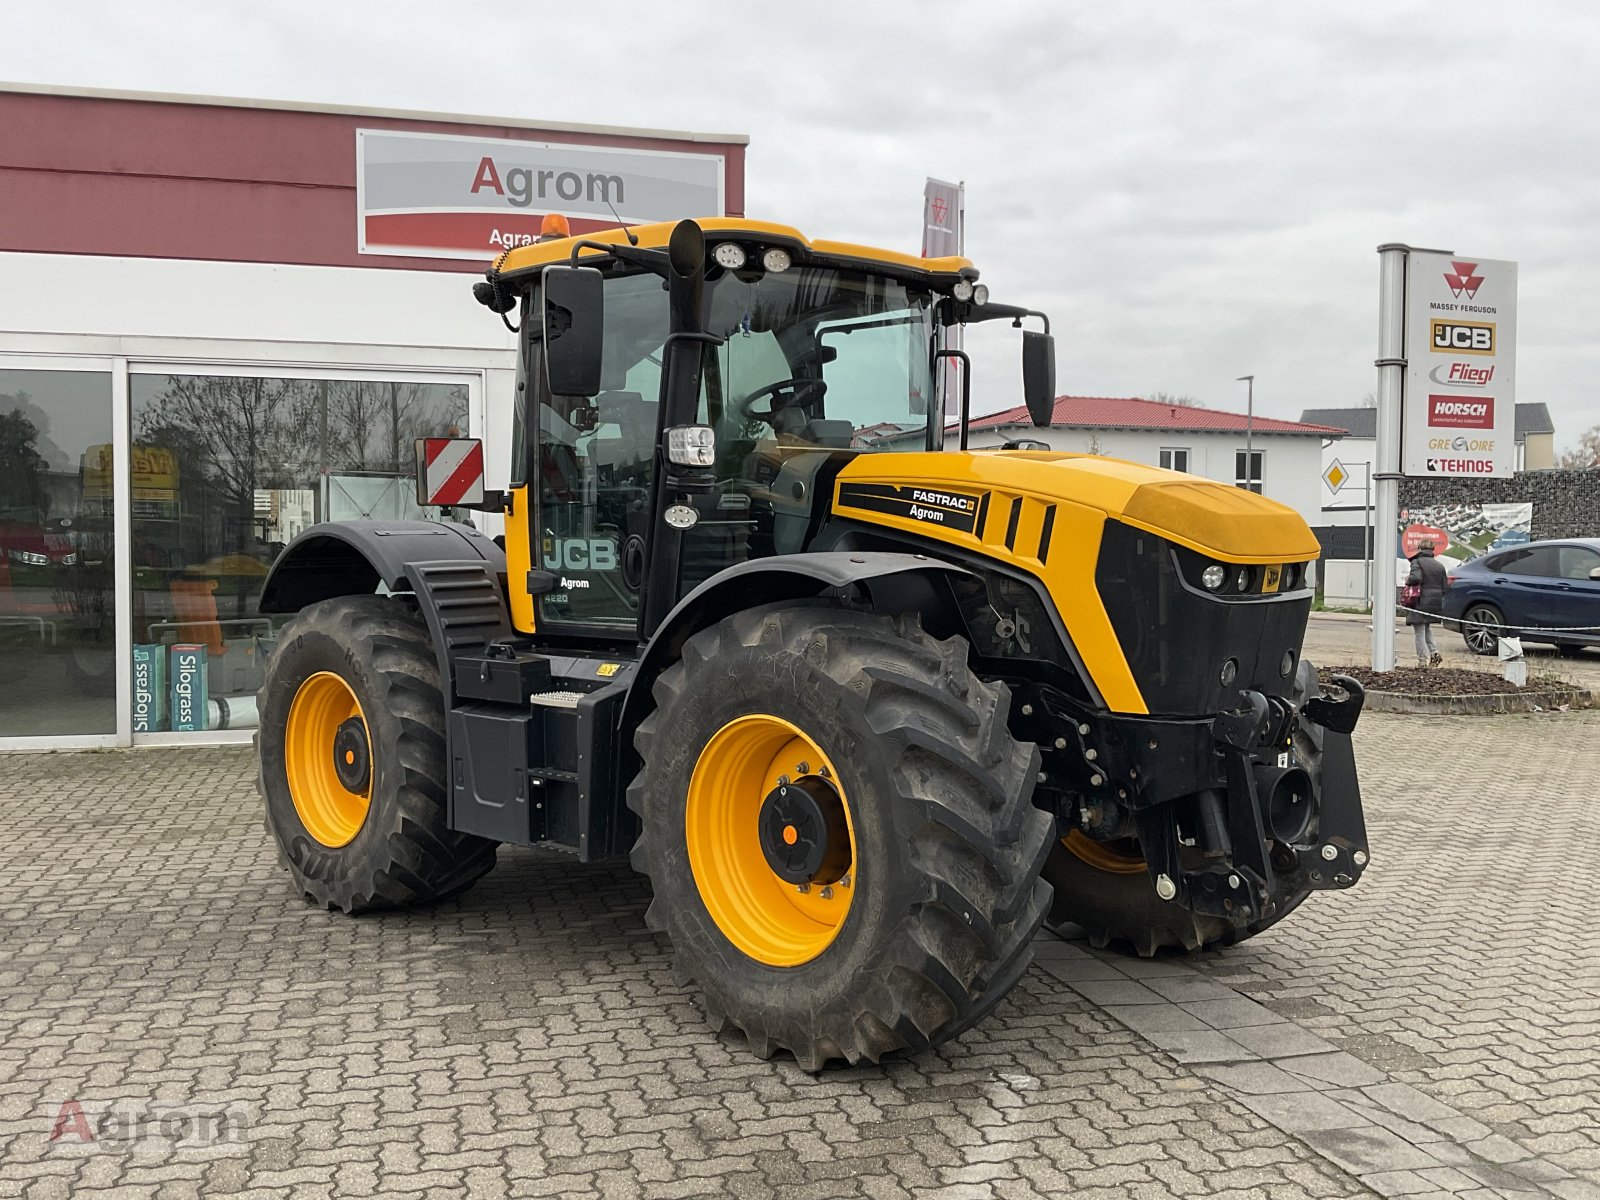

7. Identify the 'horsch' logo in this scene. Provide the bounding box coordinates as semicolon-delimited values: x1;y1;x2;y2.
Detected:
1428;395;1494;430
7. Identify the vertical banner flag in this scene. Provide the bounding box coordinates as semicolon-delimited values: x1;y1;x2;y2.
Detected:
1402;252;1517;478
923;179;965;417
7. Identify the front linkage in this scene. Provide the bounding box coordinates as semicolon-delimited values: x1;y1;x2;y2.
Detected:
1023;662;1369;929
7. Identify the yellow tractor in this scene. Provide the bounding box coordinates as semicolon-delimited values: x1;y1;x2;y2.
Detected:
256;217;1368;1069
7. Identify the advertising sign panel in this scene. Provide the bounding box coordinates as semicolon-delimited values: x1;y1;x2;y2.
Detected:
357;130;726;261
1402;252;1517;478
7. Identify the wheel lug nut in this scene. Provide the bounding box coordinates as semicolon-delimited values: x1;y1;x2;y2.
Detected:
797;882;810;893
795;761;810;774
820;886;833;899
839;874;851;887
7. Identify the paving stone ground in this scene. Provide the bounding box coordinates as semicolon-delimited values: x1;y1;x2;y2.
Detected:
0;708;1594;1199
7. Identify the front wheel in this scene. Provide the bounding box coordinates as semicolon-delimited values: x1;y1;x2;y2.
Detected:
627;605;1053;1069
257;595;496;913
1461;604;1505;655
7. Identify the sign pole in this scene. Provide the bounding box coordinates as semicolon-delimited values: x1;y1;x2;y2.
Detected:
1372;244;1411;671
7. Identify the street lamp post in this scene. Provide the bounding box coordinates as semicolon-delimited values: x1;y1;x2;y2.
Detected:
1236;375;1255;490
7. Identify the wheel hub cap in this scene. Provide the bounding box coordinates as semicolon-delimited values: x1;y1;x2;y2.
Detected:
332;717;372;794
758;776;850;885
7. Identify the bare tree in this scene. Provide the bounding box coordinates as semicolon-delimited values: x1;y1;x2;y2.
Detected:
1147;390;1205;408
1557;423;1600;468
1359;391;1378;408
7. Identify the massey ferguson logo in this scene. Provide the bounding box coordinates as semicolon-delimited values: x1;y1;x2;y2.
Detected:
1430;319;1495;355
1428;362;1494;388
1444;261;1485;300
1428;394;1494;430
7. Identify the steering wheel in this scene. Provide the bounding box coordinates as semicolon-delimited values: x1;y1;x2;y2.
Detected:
734;378;827;426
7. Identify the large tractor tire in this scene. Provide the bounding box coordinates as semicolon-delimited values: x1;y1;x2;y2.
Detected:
628;605;1053;1069
1044;660;1331;956
257;595;496;913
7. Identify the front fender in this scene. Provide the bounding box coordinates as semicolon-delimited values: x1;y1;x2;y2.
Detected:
621;551;973;735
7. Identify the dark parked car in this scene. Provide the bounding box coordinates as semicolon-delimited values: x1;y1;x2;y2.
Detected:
1443;537;1600;655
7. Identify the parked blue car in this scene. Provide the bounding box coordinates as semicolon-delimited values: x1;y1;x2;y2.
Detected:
1442;537;1600;655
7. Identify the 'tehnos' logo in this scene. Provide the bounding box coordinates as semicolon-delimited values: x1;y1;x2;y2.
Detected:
1430;319;1495;355
1429;395;1494;429
1428;361;1494;388
1444;261;1485;300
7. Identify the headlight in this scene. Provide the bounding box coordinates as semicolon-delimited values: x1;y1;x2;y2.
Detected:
761;247;791;273
1282;563;1299;590
1201;564;1227;591
8;550;48;566
666;424;716;467
712;242;747;270
952;280;974;302
1234;566;1252;593
972;283;990;305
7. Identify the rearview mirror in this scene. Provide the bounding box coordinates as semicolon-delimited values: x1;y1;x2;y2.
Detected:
542;265;604;397
1022;331;1056;427
1590;566;1600;581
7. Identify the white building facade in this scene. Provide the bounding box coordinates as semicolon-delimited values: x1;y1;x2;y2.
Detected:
0;84;745;750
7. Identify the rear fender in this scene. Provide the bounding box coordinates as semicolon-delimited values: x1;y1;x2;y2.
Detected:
258;520;511;693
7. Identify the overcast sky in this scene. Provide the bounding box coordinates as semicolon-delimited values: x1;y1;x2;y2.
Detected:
4;1;1598;451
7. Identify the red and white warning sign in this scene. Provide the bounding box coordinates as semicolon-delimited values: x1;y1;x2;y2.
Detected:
415;438;486;506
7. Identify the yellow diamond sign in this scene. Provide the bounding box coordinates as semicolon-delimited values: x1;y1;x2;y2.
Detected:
1323;459;1349;494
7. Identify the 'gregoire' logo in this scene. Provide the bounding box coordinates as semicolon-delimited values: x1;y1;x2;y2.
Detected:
1444;261;1485;300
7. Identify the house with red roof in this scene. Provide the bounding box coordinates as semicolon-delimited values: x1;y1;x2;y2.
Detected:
929;394;1349;533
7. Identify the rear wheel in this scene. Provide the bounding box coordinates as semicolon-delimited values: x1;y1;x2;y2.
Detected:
628;605;1053;1069
1462;603;1505;655
257;595;496;913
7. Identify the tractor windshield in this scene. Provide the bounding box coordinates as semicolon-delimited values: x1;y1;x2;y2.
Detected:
699;268;936;450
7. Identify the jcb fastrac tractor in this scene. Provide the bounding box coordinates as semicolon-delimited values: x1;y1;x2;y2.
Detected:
256;217;1368;1069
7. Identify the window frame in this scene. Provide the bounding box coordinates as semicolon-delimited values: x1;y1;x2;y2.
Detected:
1234;448;1264;493
1159;446;1191;473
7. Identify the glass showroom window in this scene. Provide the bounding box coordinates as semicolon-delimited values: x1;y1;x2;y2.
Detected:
127;373;468;737
0;368;116;737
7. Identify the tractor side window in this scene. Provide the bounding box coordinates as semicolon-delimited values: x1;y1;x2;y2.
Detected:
535;271;666;630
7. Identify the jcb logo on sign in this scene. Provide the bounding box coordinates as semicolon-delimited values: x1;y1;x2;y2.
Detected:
1429;319;1495;356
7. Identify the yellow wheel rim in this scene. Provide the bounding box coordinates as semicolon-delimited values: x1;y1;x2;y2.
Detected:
685;714;857;967
1061;829;1146;875
285;671;372;848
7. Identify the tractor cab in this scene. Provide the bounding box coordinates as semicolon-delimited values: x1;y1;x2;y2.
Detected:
470;217;1054;640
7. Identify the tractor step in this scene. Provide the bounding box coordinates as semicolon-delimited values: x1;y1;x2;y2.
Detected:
445;662;633;861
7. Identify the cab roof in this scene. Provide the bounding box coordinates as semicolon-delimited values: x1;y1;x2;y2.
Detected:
492;217;974;281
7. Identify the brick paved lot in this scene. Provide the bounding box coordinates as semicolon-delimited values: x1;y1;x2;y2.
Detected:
0;710;1595;1199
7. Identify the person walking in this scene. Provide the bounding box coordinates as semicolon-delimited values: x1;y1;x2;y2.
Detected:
1405;538;1449;666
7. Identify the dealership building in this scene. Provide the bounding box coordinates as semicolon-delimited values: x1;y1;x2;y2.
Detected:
0;83;745;750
